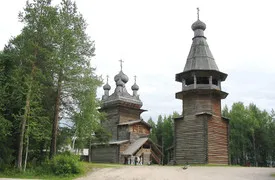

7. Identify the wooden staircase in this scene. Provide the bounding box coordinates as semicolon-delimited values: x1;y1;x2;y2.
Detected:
151;150;161;165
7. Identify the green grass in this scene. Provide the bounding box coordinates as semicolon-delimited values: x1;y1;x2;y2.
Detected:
271;173;275;177
0;162;123;180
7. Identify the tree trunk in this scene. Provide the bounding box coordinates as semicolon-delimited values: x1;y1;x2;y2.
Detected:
17;64;35;171
50;75;62;159
252;133;257;167
23;134;29;172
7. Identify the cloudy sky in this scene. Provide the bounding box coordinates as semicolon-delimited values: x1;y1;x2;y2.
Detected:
1;0;275;121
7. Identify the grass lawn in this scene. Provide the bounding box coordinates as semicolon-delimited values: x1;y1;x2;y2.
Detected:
0;162;123;180
271;173;275;177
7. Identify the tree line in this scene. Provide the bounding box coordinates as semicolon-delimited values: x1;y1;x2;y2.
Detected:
0;0;104;171
223;102;275;166
147;103;275;166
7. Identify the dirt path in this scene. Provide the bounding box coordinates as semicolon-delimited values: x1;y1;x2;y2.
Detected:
76;166;275;180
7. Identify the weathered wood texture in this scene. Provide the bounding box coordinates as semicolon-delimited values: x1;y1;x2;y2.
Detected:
91;145;119;163
129;123;150;142
174;93;229;164
143;152;151;165
119;143;130;163
118;126;130;140
208;116;229;164
101;108;119;140
174;114;207;164
119;107;141;123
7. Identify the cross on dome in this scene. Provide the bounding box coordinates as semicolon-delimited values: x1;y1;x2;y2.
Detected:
197;7;200;20
119;59;124;71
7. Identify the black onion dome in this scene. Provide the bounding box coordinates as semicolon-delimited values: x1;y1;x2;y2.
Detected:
191;20;206;31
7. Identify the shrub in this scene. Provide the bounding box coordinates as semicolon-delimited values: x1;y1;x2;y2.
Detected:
51;152;83;176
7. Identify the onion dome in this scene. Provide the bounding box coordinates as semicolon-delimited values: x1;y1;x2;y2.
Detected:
116;78;124;87
114;71;129;83
131;83;139;91
191;20;206;31
103;83;111;90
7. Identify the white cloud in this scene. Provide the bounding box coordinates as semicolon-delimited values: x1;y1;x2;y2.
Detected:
1;0;275;122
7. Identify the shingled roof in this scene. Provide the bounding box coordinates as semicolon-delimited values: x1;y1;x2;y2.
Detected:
122;137;148;155
183;19;219;72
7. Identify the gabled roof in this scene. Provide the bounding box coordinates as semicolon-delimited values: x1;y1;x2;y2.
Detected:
122;137;163;156
122;137;148;155
118;119;151;128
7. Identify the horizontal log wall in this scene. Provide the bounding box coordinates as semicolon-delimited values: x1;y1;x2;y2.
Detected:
91;145;119;163
175;115;207;164
208;115;228;164
101;108;119;140
119;108;141;123
130;123;150;142
118;126;130;140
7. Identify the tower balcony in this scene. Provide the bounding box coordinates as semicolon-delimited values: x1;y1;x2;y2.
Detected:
182;83;220;91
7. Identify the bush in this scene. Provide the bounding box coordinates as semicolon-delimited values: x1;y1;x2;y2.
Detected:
51;152;83;176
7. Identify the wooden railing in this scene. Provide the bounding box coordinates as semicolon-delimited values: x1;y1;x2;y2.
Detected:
151;151;161;164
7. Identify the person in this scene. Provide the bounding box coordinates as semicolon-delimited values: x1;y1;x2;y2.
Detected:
131;156;134;165
128;156;130;165
140;156;143;165
124;157;127;164
137;156;140;165
134;156;137;165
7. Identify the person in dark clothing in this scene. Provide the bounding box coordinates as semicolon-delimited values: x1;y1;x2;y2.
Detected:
134;156;137;165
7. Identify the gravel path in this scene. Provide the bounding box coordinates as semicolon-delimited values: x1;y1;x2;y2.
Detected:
76;166;275;180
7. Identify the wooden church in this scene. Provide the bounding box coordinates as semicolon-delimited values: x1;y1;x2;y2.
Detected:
172;12;229;164
91;63;162;164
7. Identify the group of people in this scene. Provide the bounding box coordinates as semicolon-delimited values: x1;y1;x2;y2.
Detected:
125;156;143;165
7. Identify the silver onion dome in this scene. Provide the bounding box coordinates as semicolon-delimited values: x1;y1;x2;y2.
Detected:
191;19;206;31
131;83;139;91
103;83;111;90
114;71;129;83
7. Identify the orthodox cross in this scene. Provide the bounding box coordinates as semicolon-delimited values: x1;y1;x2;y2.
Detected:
119;59;124;71
134;75;137;83
106;75;109;83
197;7;200;20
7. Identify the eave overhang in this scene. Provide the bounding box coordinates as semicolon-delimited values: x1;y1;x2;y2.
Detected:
175;88;228;100
176;69;227;82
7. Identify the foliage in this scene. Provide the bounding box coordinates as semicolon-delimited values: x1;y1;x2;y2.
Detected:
51;152;83;176
0;0;102;171
223;102;275;166
147;112;177;164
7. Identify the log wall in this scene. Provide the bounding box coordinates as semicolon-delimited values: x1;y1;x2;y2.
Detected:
174;114;207;164
208;116;229;164
174;92;229;165
101;108;119;140
119;107;141;123
91;145;119;163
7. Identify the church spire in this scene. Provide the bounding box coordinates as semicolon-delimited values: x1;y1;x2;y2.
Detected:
183;8;219;72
